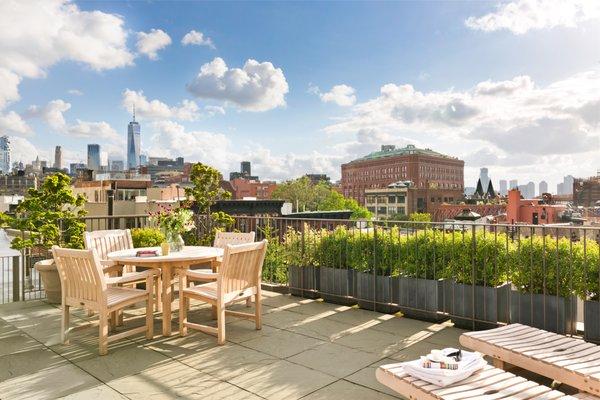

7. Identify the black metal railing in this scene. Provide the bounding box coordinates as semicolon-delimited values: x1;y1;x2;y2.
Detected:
3;214;600;339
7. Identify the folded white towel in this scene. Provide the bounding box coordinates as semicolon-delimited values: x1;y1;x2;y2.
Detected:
403;348;486;387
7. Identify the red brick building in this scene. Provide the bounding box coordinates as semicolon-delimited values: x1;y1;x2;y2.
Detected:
229;178;277;200
341;144;464;213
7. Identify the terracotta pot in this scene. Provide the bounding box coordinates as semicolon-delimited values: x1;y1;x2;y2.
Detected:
34;259;61;304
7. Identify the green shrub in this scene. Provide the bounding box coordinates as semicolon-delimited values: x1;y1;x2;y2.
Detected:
131;227;165;248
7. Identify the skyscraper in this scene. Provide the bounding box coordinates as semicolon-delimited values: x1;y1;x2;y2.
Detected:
563;175;574;195
110;160;124;171
54;146;62;169
127;106;141;170
87;144;101;171
499;180;508;196
0;136;10;174
526;181;535;198
539;180;548;195
478;168;490;193
509;179;518;190
241;161;251;177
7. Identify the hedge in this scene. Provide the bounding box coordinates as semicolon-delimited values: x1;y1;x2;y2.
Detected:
264;224;599;299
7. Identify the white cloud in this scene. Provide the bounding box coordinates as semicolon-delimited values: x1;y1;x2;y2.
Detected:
465;0;600;34
68;89;83;96
136;29;172;60
475;75;534;96
146;120;233;172
319;84;357;107
204;105;226;116
67;120;121;142
0;69;21;109
181;30;215;49
27;99;71;130
9;137;40;164
0;111;32;136
0;0;134;80
121;89;200;121
324;69;600;184
187;57;289;112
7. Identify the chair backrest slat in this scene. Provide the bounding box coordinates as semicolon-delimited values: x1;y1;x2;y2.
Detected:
213;231;255;249
52;246;106;305
84;229;133;260
218;241;267;297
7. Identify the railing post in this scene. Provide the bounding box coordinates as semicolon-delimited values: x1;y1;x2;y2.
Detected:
12;254;20;302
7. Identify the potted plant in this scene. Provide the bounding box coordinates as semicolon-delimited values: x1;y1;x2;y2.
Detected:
575;238;600;342
509;235;578;335
392;228;447;322
9;173;87;303
440;230;510;330
317;226;356;306
352;227;399;313
149;206;195;252
285;225;320;299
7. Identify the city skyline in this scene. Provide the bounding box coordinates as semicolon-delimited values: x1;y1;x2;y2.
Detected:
0;1;598;189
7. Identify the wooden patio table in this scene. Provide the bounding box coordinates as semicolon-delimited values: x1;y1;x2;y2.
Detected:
108;246;223;336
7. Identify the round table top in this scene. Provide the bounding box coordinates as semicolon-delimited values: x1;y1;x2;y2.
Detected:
107;246;223;264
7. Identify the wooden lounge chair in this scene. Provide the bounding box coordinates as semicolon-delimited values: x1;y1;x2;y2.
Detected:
376;362;596;399
460;323;600;397
84;229;161;311
52;246;156;355
178;240;267;345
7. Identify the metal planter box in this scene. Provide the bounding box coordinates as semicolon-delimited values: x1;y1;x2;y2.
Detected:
288;265;320;299
318;267;356;306
584;300;600;343
442;281;510;330
392;277;447;322
355;272;399;314
509;291;577;335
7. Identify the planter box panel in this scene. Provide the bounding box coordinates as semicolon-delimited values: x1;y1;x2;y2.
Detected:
510;291;576;335
584;300;600;343
288;266;320;299
355;272;398;314
392;277;447;323
319;267;356;306
443;282;507;330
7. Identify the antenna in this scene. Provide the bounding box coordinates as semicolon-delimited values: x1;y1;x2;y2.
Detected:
132;103;136;122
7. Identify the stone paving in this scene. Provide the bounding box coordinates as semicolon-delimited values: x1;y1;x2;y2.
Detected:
0;291;468;399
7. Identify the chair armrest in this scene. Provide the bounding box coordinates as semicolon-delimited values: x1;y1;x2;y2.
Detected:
106;269;158;285
184;269;218;282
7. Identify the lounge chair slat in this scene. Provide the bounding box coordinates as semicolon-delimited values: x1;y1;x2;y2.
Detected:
460;325;600;398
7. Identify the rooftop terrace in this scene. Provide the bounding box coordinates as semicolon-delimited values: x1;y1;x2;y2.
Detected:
0;290;470;400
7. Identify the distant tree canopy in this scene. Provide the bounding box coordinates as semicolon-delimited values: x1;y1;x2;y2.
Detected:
271;176;371;219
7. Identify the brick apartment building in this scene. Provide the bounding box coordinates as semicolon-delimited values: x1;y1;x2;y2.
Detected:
229;178;277;200
341;144;464;213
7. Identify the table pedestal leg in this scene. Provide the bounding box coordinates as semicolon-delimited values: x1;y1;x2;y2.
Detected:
161;265;172;336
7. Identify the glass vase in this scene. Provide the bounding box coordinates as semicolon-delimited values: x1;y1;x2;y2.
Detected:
169;233;185;252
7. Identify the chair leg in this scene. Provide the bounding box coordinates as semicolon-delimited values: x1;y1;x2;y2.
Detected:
179;294;188;336
99;313;109;356
155;277;162;312
117;309;124;326
146;294;154;340
86;309;94;318
246;296;252;307
255;292;262;330
61;304;70;344
110;311;117;332
217;303;226;345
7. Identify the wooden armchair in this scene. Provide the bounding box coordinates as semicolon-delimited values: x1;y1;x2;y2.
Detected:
84;229;161;310
178;240;267;345
51;246;156;355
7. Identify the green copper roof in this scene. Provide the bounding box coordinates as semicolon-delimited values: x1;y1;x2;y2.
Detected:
349;144;457;163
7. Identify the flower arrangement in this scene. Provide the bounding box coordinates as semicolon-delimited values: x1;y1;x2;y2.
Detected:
149;206;195;252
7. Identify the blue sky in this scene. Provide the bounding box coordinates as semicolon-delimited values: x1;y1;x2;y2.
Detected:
1;0;599;191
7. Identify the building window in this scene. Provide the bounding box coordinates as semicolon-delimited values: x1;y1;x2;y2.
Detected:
388;195;396;203
430;197;435;203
